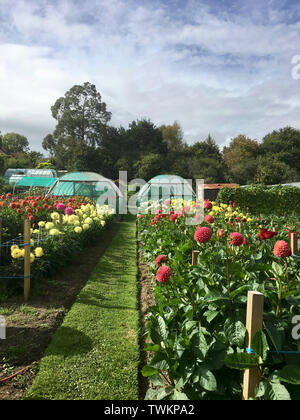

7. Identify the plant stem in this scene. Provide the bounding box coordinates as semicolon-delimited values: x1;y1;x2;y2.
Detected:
225;240;233;311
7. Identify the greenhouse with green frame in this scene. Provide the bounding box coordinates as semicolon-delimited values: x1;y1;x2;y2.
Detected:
136;174;196;206
48;172;124;211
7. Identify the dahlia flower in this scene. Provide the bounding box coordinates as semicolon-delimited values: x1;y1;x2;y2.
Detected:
259;228;278;240
217;229;225;238
204;200;212;210
194;227;212;243
230;232;244;246
155;254;167;267
156;265;172;283
273;241;291;258
11;248;22;259
204;214;215;224
56;203;65;211
34;247;44;257
65;207;74;215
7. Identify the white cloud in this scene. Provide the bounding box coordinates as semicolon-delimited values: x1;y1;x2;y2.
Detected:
0;0;300;153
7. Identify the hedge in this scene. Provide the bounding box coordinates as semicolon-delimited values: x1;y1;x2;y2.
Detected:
217;184;300;215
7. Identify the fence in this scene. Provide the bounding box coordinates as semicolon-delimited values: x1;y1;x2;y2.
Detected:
0;217;31;301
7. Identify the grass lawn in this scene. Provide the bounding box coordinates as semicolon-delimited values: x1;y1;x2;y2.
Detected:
24;215;140;400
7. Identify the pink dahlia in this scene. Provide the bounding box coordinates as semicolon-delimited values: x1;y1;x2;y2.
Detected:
217;229;225;238
230;232;244;246
194;227;212;243
156;265;172;283
65;206;74;215
56;203;66;211
155;254;167;267
273;241;291;258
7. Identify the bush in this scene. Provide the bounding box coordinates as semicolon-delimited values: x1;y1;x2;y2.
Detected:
217;185;300;215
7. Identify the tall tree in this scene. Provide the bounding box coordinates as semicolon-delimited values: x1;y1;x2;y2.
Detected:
223;134;259;184
43;82;111;169
259;126;300;173
159;121;184;152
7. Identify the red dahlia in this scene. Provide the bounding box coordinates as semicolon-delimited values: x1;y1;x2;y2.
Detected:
156;265;172;283
230;232;244;246
155;254;167;267
204;200;212;210
204;214;215;224
194;227;212;243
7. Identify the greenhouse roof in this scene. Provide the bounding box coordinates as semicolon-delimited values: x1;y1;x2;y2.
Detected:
49;172;123;198
15;177;58;187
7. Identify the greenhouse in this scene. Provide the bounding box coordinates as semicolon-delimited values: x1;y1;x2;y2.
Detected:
4;168;27;184
4;168;57;184
136;174;196;206
48;171;124;210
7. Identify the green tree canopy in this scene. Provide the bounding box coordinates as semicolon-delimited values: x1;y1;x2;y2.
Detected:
159;121;184;152
43;82;111;170
259;126;300;173
255;156;298;184
1;132;30;153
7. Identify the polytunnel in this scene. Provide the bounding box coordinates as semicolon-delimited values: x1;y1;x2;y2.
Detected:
48;172;124;212
136;174;196;206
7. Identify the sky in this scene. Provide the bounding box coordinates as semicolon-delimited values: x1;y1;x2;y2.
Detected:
0;0;300;152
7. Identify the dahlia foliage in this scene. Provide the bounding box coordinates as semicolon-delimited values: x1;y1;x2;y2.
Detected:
138;198;300;401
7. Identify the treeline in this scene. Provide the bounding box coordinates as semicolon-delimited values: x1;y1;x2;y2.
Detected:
2;82;300;185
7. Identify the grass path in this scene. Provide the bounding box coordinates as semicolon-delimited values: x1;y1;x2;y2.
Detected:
24;215;140;400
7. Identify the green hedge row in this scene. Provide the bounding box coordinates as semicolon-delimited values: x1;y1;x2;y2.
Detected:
217;184;300;215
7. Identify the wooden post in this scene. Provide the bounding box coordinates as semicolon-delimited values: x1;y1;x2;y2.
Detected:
192;250;200;266
243;291;264;400
23;217;31;302
291;232;298;255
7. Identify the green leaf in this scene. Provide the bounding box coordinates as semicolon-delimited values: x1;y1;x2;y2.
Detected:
172;390;189;400
203;292;230;304
224;352;259;370
143;343;161;352
197;368;217;392
204;310;219;323
142;365;159;377
191;328;208;360
252;330;269;361
157;315;168;341
156;386;173;400
275;365;300;385
271;261;284;277
224;319;246;347
230;285;249;299
255;381;267;398
265;382;291;400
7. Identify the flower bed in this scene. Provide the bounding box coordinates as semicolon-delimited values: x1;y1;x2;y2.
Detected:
0;193;115;298
138;199;300;400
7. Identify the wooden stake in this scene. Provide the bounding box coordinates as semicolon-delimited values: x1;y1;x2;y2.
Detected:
243;291;264;400
192;250;200;265
24;218;31;302
291;232;298;255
